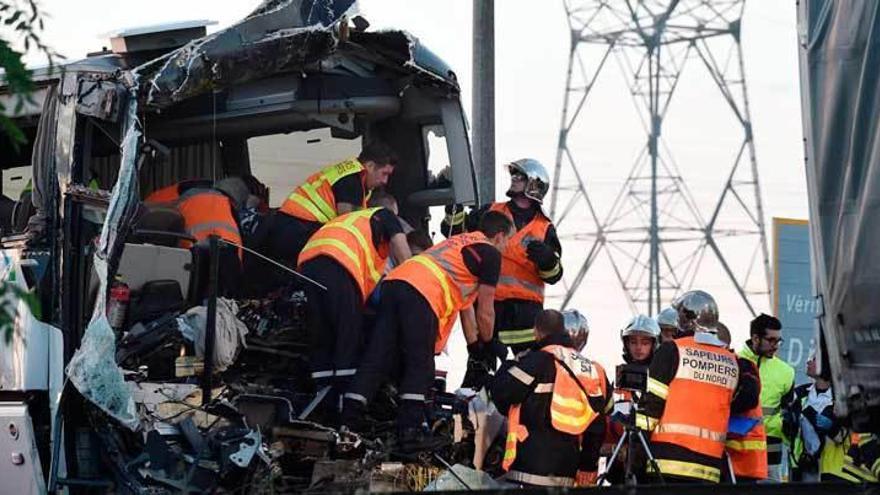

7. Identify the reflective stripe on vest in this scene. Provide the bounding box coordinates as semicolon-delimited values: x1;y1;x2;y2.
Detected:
502;404;528;471
298;208;388;301
504;470;574;487
279;158;366;223
650;459;721;483
499;327;536;345
652;336;738;458
489;202;550;303
543;344;605;435
385;232;490;353
176;188;242;259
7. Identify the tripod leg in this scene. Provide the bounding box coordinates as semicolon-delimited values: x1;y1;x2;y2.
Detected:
597;432;627;485
726;453;737;484
635;430;665;484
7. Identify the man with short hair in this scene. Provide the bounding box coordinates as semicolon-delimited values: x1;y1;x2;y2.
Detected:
490;309;611;487
270;141;399;270
739;313;795;481
341;211;513;450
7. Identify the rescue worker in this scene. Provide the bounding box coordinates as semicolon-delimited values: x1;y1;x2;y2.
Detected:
849;433;880;482
341;211;513;449
738;313;794;481
297;192;412;422
270;142;398;270
562;309;590;352
638;291;760;483
145;177;249;297
144;178;213;204
716;322;767;483
490;309;611;488
672;289;719;338
785;352;875;482
603;315;661;485
463;159;564;386
656;306;679;344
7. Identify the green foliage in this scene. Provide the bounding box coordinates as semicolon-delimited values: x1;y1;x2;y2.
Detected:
0;280;41;344
0;1;55;342
0;0;64;150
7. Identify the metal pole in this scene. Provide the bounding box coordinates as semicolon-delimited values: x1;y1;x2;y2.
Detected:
202;235;219;406
473;0;495;205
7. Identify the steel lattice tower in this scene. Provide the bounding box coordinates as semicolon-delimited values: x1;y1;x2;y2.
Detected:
550;0;770;316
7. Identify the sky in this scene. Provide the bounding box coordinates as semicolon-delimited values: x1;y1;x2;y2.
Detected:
19;0;809;385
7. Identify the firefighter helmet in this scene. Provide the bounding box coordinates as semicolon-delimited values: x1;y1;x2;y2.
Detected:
508;158;550;204
621;314;661;343
562;309;590;352
656;306;679;329
672;290;719;333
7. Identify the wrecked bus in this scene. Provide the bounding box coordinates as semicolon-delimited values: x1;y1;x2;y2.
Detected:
0;1;485;492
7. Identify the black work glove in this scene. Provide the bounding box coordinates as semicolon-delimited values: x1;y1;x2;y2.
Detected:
526;240;557;270
462;342;491;389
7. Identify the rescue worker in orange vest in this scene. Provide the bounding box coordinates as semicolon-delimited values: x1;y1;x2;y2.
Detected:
716;322;767;483
145;177;252;297
297;192;412;423
489;309;611;488
637;290;759;483
462;159;563;388
604;315;662;485
144;178;213;204
341;211;513;450
268;142;398;272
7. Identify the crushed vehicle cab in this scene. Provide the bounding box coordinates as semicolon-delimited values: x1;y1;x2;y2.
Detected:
0;1;492;492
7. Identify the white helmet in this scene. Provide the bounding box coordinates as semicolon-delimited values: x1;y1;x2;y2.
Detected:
621;314;661;345
508;158;550;204
656;307;679;329
562;309;590;352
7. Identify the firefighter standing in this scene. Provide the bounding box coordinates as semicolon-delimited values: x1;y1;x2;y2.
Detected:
297;192;412;422
785;353;875;482
716;322;767;483
490;309;611;488
638;290;760;483
341;211;513;449
738;313;795;481
603;315;661;485
269;142;398;271
656;307;679;344
463;159;563;387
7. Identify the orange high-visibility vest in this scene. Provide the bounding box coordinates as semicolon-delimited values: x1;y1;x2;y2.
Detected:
145;179;213;204
279;158;367;223
297;208;390;302
726;359;768;480
502;346;606;470
488;202;552;303
385;231;491;353
176;189;242;260
652;336;738;459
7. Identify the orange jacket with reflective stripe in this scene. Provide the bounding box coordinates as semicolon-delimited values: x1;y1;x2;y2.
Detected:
279;159;367;223
145;179;213;205
176;189;242;260
385;231;491;353
502;344;606;471
652;336;739;458
726;358;768;480
297;208;390;302
488;202;551;303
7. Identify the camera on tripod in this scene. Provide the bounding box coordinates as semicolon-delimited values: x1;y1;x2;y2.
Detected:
615;363;648;393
